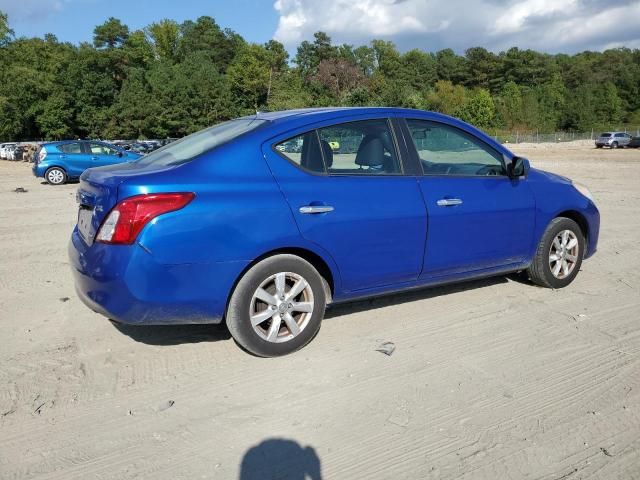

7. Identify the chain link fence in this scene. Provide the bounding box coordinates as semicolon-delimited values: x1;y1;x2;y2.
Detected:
491;127;640;144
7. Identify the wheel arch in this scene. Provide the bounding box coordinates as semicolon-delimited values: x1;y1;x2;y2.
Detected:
555;210;589;247
224;246;338;323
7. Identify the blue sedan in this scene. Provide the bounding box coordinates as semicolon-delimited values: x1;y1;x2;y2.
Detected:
33;140;142;185
69;108;600;356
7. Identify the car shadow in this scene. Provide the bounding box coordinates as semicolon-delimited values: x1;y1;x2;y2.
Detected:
110;273;530;346
324;273;526;319
110;321;231;346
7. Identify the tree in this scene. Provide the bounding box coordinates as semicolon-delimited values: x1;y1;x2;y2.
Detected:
227;44;272;110
426;80;468;115
456;89;495;130
0;10;14;46
294;31;337;76
179;16;243;70
93;17;129;49
1;14;640;141
147;19;180;62
311;58;366;102
496;81;523;128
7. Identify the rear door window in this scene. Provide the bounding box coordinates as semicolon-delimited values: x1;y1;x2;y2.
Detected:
59;143;83;154
89;143;119;155
317;119;401;175
275;132;325;173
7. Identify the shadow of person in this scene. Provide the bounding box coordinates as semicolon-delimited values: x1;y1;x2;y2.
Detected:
240;438;321;480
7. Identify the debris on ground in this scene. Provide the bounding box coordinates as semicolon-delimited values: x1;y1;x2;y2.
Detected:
13;187;28;193
158;400;175;412
59;297;70;302
376;341;396;356
600;447;613;457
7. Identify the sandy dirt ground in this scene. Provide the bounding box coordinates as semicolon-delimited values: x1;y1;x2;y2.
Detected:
1;144;639;479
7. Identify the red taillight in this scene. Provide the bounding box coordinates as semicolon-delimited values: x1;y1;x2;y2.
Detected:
96;192;195;244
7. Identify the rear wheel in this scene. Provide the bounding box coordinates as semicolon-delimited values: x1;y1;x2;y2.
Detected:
527;217;584;288
611;141;619;149
226;254;327;357
45;167;67;185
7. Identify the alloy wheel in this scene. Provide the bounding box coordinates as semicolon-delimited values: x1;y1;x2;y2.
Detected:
47;169;65;184
249;272;314;343
549;229;579;279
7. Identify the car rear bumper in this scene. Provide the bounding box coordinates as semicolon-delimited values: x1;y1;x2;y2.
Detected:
33;163;47;178
69;228;248;325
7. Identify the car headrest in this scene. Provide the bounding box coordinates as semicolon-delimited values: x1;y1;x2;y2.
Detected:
355;135;385;167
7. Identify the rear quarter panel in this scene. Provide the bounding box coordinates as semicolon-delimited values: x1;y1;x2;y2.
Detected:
123;140;339;277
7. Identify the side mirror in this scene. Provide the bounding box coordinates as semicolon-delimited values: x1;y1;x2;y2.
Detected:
507;156;530;179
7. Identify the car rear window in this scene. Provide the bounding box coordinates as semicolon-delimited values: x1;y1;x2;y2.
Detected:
600;133;611;137
135;118;267;167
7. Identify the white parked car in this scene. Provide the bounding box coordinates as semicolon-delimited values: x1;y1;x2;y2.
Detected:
0;142;17;159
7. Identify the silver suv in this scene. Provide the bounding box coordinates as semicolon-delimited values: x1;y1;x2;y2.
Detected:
595;132;632;148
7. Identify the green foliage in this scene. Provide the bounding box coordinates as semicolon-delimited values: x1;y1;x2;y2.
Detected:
147;19;180;62
456;89;495;129
1;10;14;46
227;43;272;110
93;17;129;49
0;11;639;141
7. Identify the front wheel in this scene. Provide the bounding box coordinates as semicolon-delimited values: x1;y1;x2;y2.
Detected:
527;217;585;288
226;254;327;357
611;141;619;149
45;167;67;185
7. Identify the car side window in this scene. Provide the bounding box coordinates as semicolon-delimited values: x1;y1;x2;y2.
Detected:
317;119;401;175
90;143;119;155
407;119;506;176
59;143;83;154
275;131;325;173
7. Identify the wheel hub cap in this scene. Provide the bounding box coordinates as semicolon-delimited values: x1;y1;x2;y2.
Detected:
549;229;579;279
249;272;314;343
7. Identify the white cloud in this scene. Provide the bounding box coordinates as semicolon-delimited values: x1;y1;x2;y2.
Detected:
0;0;67;21
273;0;640;53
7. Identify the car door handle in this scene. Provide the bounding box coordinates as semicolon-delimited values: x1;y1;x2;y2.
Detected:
437;198;463;207
299;205;334;214
91;156;98;160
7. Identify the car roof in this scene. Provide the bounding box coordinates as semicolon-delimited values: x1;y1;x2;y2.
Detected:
242;106;508;156
42;139;113;147
249;107;453;122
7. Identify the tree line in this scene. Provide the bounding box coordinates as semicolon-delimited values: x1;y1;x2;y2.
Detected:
1;11;639;141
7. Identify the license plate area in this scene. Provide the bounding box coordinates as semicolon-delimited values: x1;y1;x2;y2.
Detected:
77;207;94;245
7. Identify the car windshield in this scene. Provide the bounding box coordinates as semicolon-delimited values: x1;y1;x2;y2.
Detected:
135;118;267;167
600;133;611;137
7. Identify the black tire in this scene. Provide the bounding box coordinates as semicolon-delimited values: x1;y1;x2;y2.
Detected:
45;167;67;185
527;217;585;288
595;145;603;149
611;141;618;149
226;254;327;357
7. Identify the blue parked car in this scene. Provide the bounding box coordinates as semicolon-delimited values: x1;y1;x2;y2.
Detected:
69;108;600;356
33;140;142;185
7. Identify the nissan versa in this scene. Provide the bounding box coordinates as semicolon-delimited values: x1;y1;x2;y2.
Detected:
69;108;600;356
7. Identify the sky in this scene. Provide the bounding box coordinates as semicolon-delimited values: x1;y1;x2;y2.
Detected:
2;0;640;54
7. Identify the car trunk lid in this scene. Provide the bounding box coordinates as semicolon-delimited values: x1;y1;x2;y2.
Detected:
75;162;179;245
